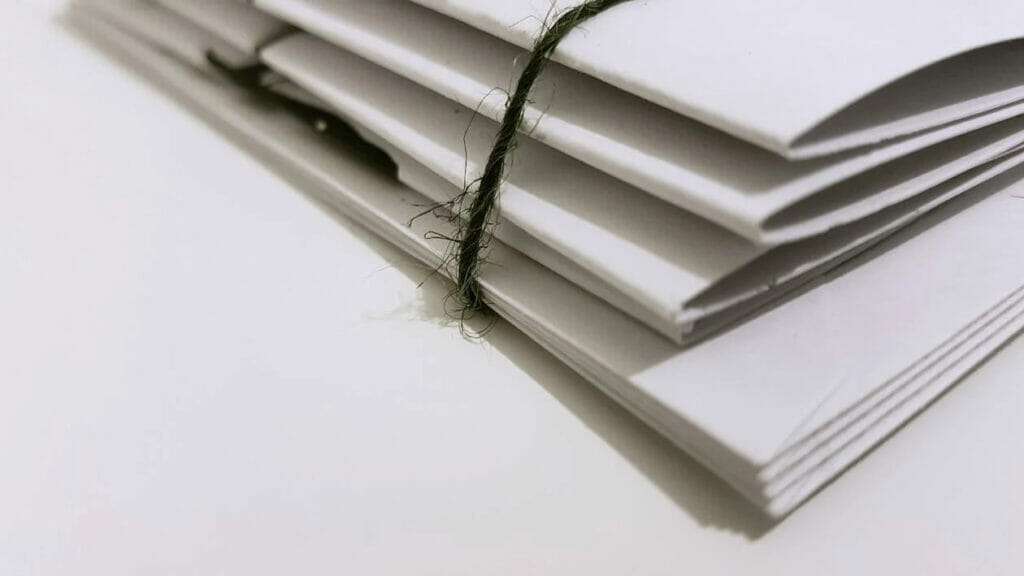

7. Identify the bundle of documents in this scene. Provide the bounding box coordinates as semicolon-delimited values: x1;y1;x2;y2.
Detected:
65;0;1024;517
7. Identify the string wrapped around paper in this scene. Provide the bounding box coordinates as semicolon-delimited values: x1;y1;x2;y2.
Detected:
448;0;632;315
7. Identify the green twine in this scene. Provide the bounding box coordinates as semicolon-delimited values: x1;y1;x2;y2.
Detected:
451;0;633;313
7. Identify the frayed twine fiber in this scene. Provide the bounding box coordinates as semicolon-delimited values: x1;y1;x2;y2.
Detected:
449;0;633;316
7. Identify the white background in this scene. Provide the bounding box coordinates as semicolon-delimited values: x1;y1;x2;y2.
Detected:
2;2;1022;574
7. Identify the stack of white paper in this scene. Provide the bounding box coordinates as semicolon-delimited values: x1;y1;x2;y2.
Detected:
65;0;1024;517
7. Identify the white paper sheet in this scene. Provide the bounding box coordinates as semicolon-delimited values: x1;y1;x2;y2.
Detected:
261;32;1024;342
70;3;1024;517
408;0;1024;157
78;0;252;69
154;0;292;55
255;0;1024;243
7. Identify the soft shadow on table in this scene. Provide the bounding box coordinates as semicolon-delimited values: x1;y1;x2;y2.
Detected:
312;199;774;540
63;17;773;539
281;169;772;539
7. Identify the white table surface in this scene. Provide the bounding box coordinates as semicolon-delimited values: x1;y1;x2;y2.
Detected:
2;3;1022;574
